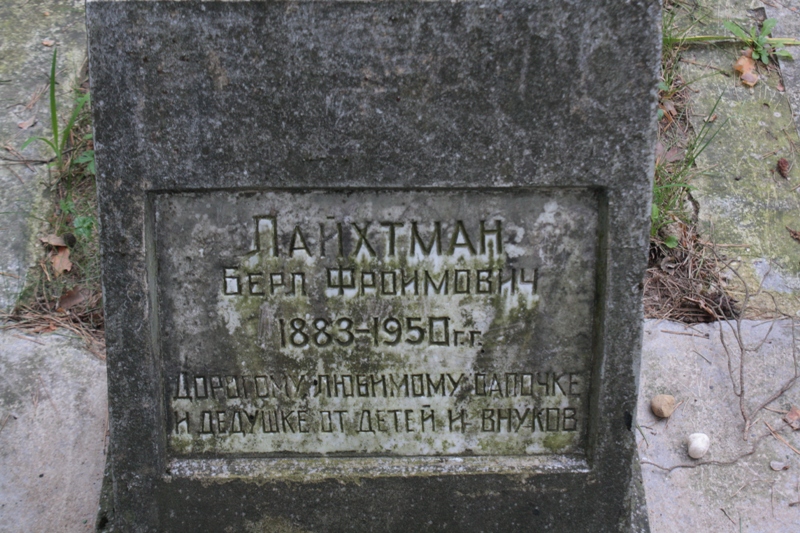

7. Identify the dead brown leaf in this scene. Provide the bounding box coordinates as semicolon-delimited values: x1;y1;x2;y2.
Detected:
741;71;759;87
656;142;683;165
734;55;755;73
777;158;791;179
784;405;800;430
57;288;87;311
734;55;759;87
696;298;716;317
40;234;66;247
662;100;677;117
787;227;800;245
51;247;72;275
665;146;683;163
17;117;36;130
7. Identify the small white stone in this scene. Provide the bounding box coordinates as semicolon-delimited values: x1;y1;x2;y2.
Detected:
687;433;710;459
770;461;789;471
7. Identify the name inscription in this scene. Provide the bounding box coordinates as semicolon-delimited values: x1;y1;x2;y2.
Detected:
154;189;599;456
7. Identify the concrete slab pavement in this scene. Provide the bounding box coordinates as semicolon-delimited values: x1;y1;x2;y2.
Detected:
639;319;800;532
0;330;107;533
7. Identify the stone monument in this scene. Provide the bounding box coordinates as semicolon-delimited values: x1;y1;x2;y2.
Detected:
87;0;659;530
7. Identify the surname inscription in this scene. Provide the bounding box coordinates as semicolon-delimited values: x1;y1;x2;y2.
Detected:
155;189;598;456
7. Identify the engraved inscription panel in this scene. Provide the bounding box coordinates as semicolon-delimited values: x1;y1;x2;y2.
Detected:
155;189;598;456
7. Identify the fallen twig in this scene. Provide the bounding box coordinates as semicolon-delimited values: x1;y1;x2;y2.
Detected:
720;508;737;525
10;334;44;345
692;349;712;364
660;329;710;338
765;421;800;456
635;424;649;448
679;57;732;76
641;433;771;473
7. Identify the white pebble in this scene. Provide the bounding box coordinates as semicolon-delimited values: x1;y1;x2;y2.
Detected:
687;433;710;459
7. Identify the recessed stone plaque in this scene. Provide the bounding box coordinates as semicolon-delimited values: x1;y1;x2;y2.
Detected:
88;0;658;530
160;189;597;457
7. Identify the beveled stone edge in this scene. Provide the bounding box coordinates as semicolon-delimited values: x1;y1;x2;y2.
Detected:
167;454;590;481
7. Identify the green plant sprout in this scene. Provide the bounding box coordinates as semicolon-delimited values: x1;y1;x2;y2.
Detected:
663;18;800;64
21;48;91;172
723;18;793;64
73;215;95;240
74;134;96;176
59;197;76;216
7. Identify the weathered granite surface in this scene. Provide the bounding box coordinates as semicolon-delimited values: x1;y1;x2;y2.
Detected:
87;0;659;530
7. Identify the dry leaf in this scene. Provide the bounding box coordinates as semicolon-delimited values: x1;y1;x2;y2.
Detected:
741;71;759;87
660;257;678;273
51;247;72;274
770;461;790;471
662;100;677;117
734;55;759;87
57;287;87;310
17;117;36;130
777;158;791;179
734;55;755;74
665;146;682;163
784;406;800;430
42;39;55;47
40;234;66;247
655;143;682;165
697;298;716;317
787;227;800;245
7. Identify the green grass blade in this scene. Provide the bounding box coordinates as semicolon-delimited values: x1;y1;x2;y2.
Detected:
654;182;694;190
59;92;90;157
40;139;57;153
48;48;60;167
20;137;40;150
767;38;800;46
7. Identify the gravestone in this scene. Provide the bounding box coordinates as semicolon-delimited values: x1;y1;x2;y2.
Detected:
87;0;659;530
